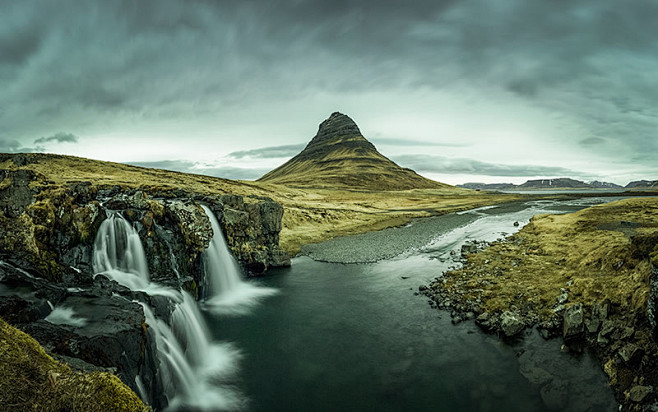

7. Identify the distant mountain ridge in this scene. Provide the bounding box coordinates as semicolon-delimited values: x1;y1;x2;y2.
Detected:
589;180;623;189
459;183;516;191
458;178;624;191
626;180;658;189
258;112;450;191
519;178;592;189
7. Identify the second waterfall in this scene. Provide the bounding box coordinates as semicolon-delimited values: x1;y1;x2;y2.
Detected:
201;205;277;315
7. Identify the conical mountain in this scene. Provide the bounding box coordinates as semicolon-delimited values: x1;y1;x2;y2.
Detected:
258;112;450;190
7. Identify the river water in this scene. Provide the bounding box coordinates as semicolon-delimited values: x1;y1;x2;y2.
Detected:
206;198;623;411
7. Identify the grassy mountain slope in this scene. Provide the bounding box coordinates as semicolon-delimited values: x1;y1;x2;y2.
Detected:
259;112;449;191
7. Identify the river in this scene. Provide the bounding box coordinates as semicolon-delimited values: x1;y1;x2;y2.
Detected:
205;198;623;411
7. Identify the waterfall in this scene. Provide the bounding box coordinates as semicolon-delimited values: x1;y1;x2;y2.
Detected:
92;211;243;411
201;205;277;315
93;212;150;290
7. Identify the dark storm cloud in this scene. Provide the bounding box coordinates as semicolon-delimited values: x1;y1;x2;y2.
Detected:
228;144;305;159
4;1;657;113
1;0;656;176
393;155;583;178
0;139;24;153
128;160;268;180
0;28;41;66
0;137;44;154
34;132;79;145
579;137;606;146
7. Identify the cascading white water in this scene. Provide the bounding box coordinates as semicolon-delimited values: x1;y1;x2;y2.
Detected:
92;211;242;411
93;212;150;290
139;298;242;411
201;205;277;314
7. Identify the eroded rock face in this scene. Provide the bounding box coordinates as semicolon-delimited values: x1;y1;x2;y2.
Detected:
0;174;289;407
0;169;41;218
0;182;289;287
649;262;658;338
215;195;289;273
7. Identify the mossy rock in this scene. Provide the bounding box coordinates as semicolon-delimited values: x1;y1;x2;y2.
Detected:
0;317;150;411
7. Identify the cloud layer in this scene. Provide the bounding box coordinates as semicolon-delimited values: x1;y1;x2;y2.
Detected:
128;160;269;181
392;155;584;178
34;132;78;145
1;0;656;183
228;144;305;160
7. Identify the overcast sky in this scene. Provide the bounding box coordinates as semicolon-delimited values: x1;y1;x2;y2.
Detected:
2;0;656;185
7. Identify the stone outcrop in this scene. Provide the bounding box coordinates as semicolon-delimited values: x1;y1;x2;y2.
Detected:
204;194;289;274
0;317;149;411
0;260;158;401
648;259;658;338
0;176;289;287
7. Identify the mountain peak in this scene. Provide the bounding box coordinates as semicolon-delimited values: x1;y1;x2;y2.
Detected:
308;112;363;148
258;112;449;191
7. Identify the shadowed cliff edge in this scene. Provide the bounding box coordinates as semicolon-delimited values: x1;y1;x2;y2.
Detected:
0;317;149;411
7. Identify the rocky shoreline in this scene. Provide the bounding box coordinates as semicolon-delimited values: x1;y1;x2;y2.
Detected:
421;198;658;410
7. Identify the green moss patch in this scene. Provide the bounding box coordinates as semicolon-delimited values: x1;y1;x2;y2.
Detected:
0;318;149;411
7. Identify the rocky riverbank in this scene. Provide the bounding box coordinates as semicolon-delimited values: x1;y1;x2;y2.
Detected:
421;197;658;410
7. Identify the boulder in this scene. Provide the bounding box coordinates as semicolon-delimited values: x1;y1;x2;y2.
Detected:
586;302;608;334
500;311;524;337
461;241;478;257
584;318;600;334
618;343;642;364
563;303;584;339
628;385;652;403
475;312;498;333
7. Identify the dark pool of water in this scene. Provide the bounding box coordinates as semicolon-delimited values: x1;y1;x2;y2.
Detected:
205;199;620;411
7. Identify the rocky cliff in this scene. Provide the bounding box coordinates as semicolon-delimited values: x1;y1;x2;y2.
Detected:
0;154;290;408
0;164;289;283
